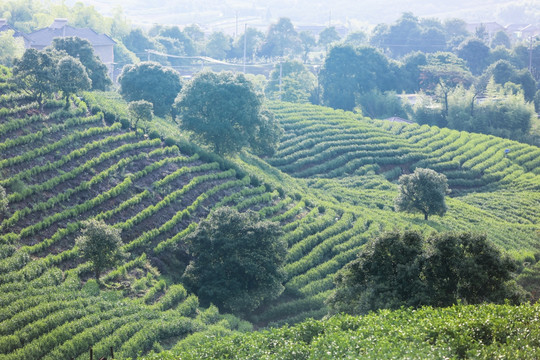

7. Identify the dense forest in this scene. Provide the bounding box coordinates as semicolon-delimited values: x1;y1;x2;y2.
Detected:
0;0;540;358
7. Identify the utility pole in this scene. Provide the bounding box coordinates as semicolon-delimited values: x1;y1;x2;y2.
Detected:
279;61;283;101
243;23;247;74
529;36;533;73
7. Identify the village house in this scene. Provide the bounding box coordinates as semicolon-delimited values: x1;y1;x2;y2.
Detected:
0;19;32;47
25;18;116;78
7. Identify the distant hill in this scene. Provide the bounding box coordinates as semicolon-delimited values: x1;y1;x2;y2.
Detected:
70;0;536;29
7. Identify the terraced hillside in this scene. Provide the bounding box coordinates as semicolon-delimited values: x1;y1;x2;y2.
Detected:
0;87;296;358
1;77;539;358
235;102;540;326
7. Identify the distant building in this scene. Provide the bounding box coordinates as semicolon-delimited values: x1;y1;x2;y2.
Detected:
0;18;32;47
518;24;540;39
465;22;505;42
26;19;115;78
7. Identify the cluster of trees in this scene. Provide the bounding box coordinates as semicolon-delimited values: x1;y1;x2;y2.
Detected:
316;26;540;144
123;17;340;65
12;37;110;108
328;230;527;315
118;61;281;156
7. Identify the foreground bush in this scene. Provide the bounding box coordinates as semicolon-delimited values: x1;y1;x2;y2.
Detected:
141;303;540;359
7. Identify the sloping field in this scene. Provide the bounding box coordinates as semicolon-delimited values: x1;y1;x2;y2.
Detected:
0;88;295;358
239;102;540;326
0;82;538;358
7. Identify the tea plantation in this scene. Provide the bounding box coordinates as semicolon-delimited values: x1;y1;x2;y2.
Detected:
0;70;539;358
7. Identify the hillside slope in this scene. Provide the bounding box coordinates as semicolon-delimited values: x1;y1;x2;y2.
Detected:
0;89;295;358
0;83;539;358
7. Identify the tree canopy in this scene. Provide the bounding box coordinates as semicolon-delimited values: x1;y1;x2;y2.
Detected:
175;71;281;155
76;219;124;282
56;55;91;107
320;44;394;111
395;168;450;220
12;48;57;108
182;207;286;314
328;231;525;315
128;100;153;130
119;61;182;117
50;36;111;91
259;17;300;58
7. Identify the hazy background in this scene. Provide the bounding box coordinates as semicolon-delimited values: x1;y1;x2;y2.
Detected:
63;0;540;33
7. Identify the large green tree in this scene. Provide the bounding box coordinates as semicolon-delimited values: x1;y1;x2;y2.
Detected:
328;231;525;315
12;48;57;108
258;17;300;58
56;55;91;107
318;26;341;50
119;61;182;117
457;38;490;75
51;36;111;91
182;207;286;314
76;219;124;282
328;231;425;315
395;168;450;220
205;31;231;60
175;71;281;155
128;100;153;130
320;45;394;111
229;27;265;60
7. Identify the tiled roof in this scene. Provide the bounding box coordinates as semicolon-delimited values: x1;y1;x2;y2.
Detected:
0;23;32;42
27;25;116;47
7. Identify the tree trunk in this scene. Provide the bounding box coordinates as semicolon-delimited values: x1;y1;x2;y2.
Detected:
424;212;429;221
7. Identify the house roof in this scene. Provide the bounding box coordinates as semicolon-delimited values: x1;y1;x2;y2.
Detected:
0;19;32;42
465;22;505;34
27;22;116;47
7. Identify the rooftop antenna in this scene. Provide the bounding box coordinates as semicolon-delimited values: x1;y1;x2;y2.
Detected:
235;11;238;39
329;10;332;27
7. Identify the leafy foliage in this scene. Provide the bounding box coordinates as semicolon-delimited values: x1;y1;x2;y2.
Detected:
265;60;316;103
128;100;153;130
0;185;8;220
328;231;525;315
176;71;281;155
258;17;301;58
56;56;91;107
395;168;449;220
0;30;24;67
320;45;394;111
119;61;182;117
182;207;286;314
76;219;124;281
12;48;57;107
50;36;111;91
144;303;540;360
